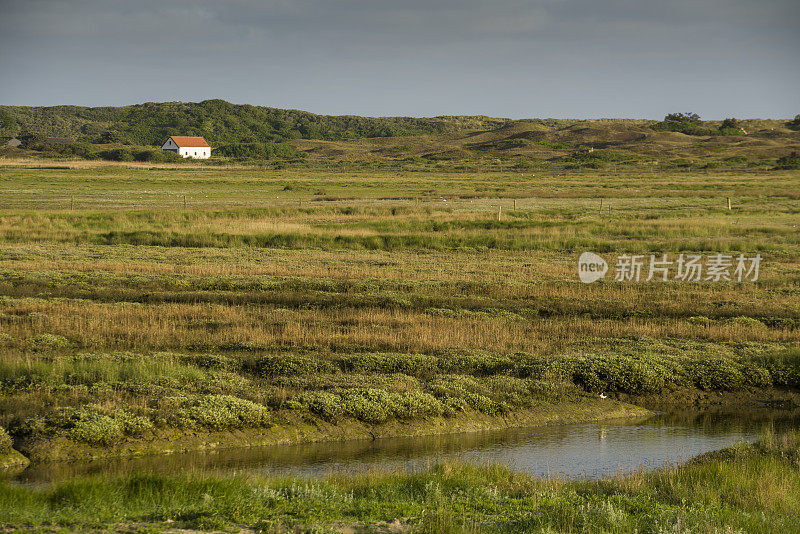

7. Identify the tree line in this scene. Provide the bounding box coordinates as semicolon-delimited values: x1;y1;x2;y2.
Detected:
0;100;468;146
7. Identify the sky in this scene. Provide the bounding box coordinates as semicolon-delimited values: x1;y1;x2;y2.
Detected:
1;0;798;119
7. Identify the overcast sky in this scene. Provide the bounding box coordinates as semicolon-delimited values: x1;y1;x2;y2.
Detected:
1;0;798;119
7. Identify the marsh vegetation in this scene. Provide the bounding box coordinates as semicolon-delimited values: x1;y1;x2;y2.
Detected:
0;151;797;530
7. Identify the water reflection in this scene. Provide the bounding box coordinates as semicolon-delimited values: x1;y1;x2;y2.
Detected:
9;411;800;484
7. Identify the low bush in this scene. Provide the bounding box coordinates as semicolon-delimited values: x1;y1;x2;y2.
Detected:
213;142;303;160
570;355;669;394
13;405;152;445
437;350;513;376
247;355;337;377
26;334;72;352
132;149;182;163
294;391;344;421
98;148;135;161
776;152;800;170
0;427;12;452
163;394;272;431
295;388;445;424
337;352;438;378
747;348;800;387
686;359;745;391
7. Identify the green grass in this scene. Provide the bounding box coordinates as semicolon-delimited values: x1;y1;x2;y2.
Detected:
0;162;797;463
1;429;798;532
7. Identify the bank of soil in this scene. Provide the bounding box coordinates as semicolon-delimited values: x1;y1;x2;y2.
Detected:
622;387;800;416
12;398;650;464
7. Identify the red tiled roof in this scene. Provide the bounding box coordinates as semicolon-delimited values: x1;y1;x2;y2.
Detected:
169;136;210;148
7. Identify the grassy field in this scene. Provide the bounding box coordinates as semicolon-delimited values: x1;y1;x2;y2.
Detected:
0;162;798;461
0;157;798;530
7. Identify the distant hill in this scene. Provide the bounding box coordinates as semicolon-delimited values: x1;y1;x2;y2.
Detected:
1;101;797;167
0;100;508;146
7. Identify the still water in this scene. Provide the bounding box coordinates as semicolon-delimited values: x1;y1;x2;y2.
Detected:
9;411;800;484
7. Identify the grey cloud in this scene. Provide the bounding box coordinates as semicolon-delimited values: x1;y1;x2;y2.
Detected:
0;0;797;118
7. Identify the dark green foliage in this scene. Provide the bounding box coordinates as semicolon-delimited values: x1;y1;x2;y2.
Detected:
17;132;46;149
720;118;740;130
566;150;632;167
570;355;668;394
338;353;438;378
213;142;303;160
788;115;800;130
132;149;182;163
12;405;152;445
747;348;800;387
98;148;135;162
652;112;742;136
25;141;98;159
776;151;800;170
248;355;337;377
517;351;797;394
726;155;748;165
0;427;12;453
51;142;96;158
160;395;272;431
664;113;701;125
0;109;19;135
0;99;468;146
687;359;745;390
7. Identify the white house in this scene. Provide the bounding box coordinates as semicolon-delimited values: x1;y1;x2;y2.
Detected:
161;136;211;159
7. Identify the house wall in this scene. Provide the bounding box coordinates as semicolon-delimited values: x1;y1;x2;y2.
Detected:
178;147;210;159
160;138;211;159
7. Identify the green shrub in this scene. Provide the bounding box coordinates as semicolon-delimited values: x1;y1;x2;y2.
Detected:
437;350;513;375
213;142;303;160
317;388;445;424
13;405;152;445
27;334;72;352
571;355;669;394
776;152;800;170
39;142;97;159
464;393;500;415
337;353;438;378
98;148;135;161
339;388;398;424
394;391;444;419
0;427;12;453
686;359;745;391
651;113;732;136
133;149;182;163
175;395;272;430
748;348;800;387
249;355;337;377
295;391;344;421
